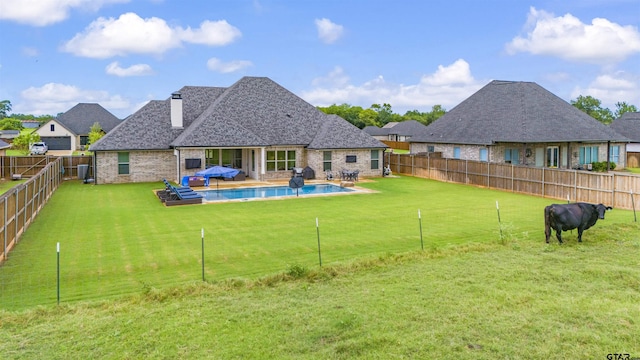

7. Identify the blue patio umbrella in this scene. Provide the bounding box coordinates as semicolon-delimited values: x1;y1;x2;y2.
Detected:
195;166;240;189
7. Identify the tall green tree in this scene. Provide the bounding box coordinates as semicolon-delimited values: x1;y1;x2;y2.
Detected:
0;118;24;130
0;100;11;118
12;132;40;155
88;122;105;145
570;95;614;124
614;101;638;118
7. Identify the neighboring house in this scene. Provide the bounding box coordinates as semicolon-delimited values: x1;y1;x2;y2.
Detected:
0;130;20;143
610;112;640;168
409;80;628;169
0;139;10;155
90;76;387;184
20;120;40;129
363;120;430;142
33;103;121;152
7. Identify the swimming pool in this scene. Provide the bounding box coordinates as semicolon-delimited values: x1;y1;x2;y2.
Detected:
197;184;355;202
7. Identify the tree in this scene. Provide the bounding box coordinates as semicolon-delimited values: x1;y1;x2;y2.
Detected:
0;118;24;130
318;103;365;128
403;105;447;126
12;132;40;155
88;122;105;146
614;101;638;118
0;100;11;118
371;103;402;126
570;95;614;124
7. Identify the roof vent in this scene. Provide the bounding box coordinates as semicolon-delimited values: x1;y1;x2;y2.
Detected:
171;92;183;128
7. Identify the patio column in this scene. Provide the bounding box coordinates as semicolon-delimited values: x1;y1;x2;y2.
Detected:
260;147;266;177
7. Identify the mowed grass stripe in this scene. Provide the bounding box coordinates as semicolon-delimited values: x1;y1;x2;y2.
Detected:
0;175;635;310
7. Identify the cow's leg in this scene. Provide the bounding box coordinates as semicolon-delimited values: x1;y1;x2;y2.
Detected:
556;230;563;244
545;226;551;243
577;228;583;242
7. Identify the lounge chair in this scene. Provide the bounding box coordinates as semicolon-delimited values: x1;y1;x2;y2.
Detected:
161;179;203;206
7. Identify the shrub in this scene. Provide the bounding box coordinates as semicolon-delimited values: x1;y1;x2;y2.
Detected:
591;161;615;172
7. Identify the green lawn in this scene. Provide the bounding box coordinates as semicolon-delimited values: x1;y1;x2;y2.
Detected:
1;176;635;310
0;176;639;358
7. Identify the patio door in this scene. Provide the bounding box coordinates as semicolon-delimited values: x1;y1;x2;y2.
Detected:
546;146;559;168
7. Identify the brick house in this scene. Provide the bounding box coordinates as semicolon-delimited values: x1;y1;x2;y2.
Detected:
409;80;629;169
610;112;640;168
34;103;121;152
90;77;387;184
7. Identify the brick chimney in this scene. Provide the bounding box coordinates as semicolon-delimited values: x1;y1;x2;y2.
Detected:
171;91;183;128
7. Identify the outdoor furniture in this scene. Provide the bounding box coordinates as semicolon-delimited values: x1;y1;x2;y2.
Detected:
161;179;203;206
302;166;315;179
187;176;205;187
292;167;303;177
341;170;359;182
223;170;246;181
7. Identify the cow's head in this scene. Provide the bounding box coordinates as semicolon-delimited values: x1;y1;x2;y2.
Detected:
596;204;613;219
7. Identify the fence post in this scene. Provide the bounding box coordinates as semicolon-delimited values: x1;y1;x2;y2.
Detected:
465;160;468;184
611;173;616;208
3;199;6;261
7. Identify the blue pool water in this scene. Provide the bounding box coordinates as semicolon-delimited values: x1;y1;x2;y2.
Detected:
197;184;354;202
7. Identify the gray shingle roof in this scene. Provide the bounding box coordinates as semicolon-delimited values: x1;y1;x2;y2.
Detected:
91;77;385;151
364;120;429;137
56;103;121;135
411;80;629;145
610;112;640;142
362;125;387;136
309;115;386;149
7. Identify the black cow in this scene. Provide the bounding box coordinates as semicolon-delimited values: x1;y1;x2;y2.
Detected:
544;203;612;244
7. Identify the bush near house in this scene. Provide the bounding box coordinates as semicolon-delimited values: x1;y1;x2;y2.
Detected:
592;161;616;172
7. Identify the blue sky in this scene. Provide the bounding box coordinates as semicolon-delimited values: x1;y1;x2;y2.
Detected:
1;0;639;119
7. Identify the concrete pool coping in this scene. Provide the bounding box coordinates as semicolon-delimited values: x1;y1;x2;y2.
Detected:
190;178;376;204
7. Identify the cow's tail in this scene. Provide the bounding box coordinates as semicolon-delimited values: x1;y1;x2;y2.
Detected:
544;206;552;243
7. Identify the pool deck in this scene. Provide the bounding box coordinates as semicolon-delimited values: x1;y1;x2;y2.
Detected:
188;177;373;191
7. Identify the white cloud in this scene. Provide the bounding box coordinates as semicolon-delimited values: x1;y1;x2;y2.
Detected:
506;7;640;64
61;13;241;58
315;18;344;44
571;72;640;109
301;59;485;112
206;58;252;73
18;83;130;116
0;0;128;26
178;20;241;46
105;61;153;76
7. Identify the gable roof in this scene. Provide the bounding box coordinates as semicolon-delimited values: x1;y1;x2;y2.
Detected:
364;120;429;138
56;103;121;135
410;80;628;145
610;112;640;142
91;77;385;151
362;125;388;136
0;139;10;149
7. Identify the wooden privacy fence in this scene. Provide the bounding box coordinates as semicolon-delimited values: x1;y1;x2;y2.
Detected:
0;156;91;265
0;155;93;180
381;140;410;151
385;153;640;210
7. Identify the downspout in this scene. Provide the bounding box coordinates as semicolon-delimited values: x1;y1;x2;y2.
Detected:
93;152;98;184
260;147;266;181
606;141;611;171
174;148;181;183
